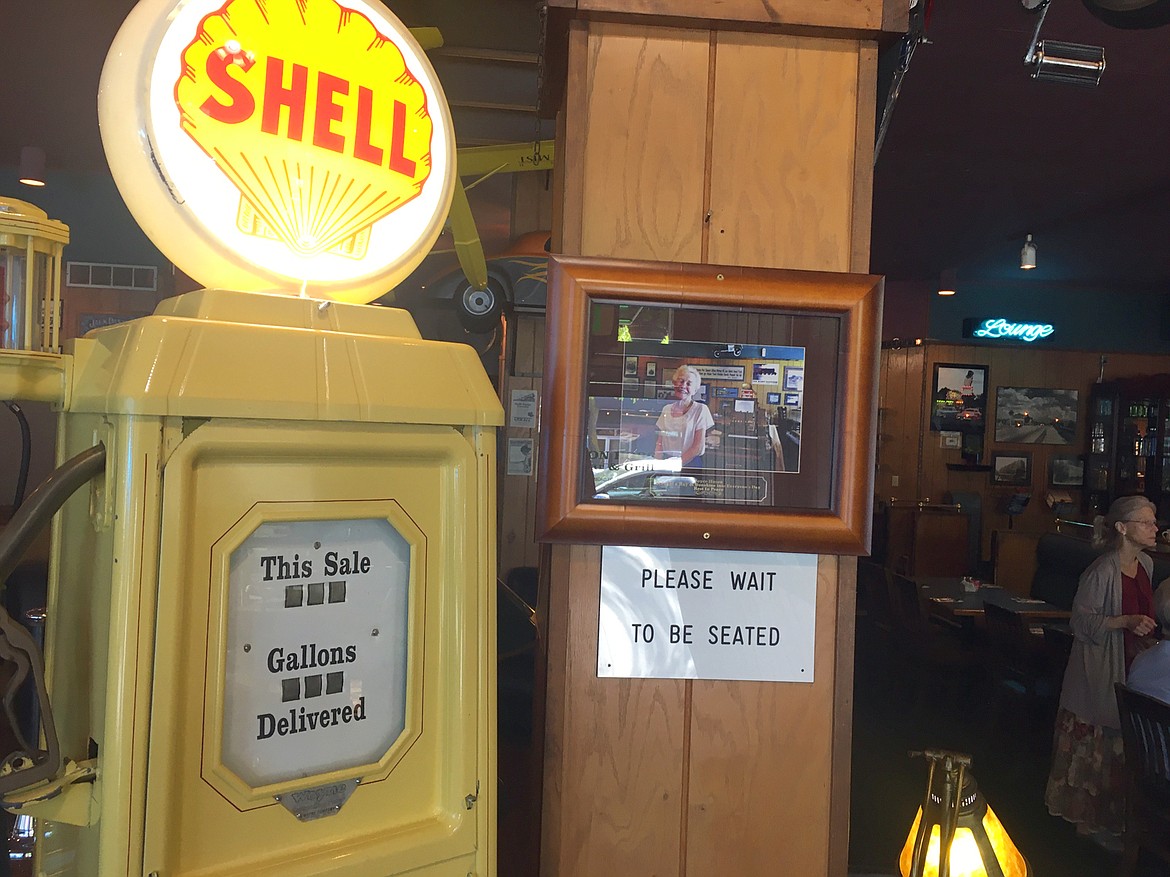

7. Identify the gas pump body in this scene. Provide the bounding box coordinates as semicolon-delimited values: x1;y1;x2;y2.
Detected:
34;288;502;876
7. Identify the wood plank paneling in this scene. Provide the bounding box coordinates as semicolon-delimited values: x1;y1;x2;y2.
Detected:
579;22;710;262
878;343;1170;567
570;0;901;34
546;13;881;877
707;32;859;272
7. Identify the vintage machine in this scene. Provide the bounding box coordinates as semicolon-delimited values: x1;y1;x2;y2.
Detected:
0;1;502;875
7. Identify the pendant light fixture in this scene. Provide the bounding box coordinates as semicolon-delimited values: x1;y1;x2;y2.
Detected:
1019;234;1036;270
18;147;46;188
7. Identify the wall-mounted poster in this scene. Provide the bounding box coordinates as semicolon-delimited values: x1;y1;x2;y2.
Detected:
753;362;780;385
991;452;1032;486
1049;454;1085;487
783;366;804;392
994;387;1078;445
930;363;987;433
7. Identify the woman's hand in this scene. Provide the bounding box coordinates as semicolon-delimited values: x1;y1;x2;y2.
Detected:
1112;614;1158;636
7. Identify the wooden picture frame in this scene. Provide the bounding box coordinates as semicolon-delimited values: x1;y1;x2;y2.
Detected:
1049;454;1085;487
537;255;883;554
991;452;1032;486
931;363;988;433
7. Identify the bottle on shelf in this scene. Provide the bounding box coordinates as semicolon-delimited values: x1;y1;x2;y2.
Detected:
1091;421;1106;453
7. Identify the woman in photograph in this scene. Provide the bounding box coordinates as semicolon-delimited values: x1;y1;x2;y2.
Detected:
1045;494;1160;850
655;364;714;468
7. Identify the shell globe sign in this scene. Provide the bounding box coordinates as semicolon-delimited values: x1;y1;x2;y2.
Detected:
99;0;455;303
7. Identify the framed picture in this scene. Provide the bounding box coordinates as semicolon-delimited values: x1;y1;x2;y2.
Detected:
994;387;1078;444
766;392;781;405
991;452;1032;486
623;355;638;377
1049;454;1085;487
537;254;883;554
784;392;801;407
931;363;988;433
645;361;657;379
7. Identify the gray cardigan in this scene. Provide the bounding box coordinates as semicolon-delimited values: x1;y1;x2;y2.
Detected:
1058;549;1152;729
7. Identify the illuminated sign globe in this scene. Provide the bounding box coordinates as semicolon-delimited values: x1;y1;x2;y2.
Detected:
99;0;456;303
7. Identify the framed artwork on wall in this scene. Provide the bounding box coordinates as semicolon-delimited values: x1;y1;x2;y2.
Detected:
1049;454;1085;487
994;387;1078;444
536;254;883;554
930;363;987;433
991;452;1032;486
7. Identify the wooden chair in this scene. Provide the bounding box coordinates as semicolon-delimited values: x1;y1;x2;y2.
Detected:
1114;683;1170;876
982;602;1054;739
888;574;980;703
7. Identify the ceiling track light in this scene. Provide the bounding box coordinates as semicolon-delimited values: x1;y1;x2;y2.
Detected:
1020;234;1037;270
937;268;957;296
18;146;46;187
1022;0;1106;87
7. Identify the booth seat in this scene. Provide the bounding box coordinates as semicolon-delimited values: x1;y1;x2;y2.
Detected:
1030;531;1170;609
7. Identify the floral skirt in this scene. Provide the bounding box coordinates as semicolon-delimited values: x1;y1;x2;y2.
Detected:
1045;707;1126;840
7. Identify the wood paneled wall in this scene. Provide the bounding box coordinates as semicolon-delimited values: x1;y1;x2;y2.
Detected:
543;13;883;876
878;342;1170;560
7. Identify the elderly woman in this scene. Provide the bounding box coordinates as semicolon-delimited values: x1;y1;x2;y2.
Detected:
654;364;714;468
1045;494;1160;849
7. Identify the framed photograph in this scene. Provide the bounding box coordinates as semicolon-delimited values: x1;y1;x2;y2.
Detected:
1049;454;1085;487
991;452;1032;486
537;254;883;554
645;361;657;379
624;355;638;378
994;387;1078;444
931;363;988;433
784;392;801;407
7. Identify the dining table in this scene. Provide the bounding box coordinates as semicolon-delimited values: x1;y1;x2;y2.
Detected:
916;577;1072;622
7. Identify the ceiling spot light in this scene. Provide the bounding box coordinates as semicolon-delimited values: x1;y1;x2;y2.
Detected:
1020;234;1037;270
1022;0;1106;86
937;269;957;296
18;147;45;187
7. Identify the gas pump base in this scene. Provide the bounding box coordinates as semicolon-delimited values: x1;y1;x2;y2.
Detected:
0;758;98;826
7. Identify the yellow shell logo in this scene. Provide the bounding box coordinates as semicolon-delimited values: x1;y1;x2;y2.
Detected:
175;0;434;260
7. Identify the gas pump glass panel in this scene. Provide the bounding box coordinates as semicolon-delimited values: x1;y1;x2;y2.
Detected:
222;518;410;788
538;256;883;554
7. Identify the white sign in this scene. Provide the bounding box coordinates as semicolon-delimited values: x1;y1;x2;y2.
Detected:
693;365;745;382
222;518;411;786
509;389;538;428
598;546;816;682
507;438;534;476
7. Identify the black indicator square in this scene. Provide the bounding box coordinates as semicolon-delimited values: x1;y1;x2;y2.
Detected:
329;580;346;603
326;672;344;695
281;678;301;702
284;585;303;608
304;675;323;698
307;582;325;605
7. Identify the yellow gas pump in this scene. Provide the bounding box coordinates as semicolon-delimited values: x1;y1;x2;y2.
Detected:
0;0;503;875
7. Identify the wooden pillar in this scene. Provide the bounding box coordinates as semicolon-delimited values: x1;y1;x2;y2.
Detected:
542;4;903;875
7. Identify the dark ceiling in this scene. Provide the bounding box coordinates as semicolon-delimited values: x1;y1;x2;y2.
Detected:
3;0;1169;294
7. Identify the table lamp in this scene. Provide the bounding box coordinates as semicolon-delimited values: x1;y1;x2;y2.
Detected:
899;749;1030;877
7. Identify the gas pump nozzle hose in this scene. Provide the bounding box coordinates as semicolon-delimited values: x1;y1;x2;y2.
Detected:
0;443;106;798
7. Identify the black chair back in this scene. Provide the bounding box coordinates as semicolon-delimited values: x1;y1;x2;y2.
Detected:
1114;682;1170;875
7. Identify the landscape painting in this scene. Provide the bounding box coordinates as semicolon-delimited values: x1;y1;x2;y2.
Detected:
994;387;1078;445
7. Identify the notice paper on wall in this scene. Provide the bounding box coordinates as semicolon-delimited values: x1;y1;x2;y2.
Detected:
598;545;816;682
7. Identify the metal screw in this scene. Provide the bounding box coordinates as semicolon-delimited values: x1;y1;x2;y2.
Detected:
244;644;251;653
372;628;379;636
703;532;711;540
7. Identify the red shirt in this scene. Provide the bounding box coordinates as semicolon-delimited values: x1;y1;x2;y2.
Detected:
1121;563;1155;672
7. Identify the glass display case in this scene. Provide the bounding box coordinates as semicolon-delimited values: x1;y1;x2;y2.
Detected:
1085;376;1170;519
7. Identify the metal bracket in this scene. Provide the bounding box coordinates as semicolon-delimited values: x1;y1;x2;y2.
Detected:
0;757;99;826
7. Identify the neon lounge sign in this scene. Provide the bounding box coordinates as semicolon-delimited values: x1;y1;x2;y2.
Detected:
968;317;1054;343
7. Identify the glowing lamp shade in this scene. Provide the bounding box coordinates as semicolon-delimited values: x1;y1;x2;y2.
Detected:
899;750;1029;877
